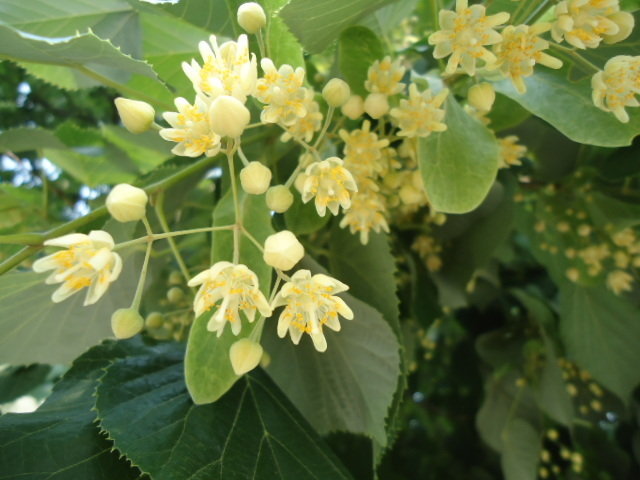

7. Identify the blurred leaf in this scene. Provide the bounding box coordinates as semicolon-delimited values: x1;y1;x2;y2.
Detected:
338;26;384;96
559;281;640;402
0;222;142;364
95;340;353;480
100;125;172;174
185;189;274;404
419;96;499;214
495;67;640;148
284;194;330;234
585;192;640;231
0;364;51;404
359;0;419;38
162;0;235;37
501;419;540;480
0;127;65;151
0;340;143;480
280;0;398;54
329;227;400;336
262;257;401;446
487;93;531;132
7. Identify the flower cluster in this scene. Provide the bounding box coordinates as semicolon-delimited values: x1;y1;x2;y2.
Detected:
592;55;640;123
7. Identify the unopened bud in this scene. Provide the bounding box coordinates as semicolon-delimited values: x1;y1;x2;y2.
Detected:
468;83;495;112
263;230;304;270
237;2;266;34
167;287;184;303
106;183;148;222
240;161;272;194
114;97;155;134
341;95;364;119
209;95;250;138
364;93;389;119
399;184;424;205
294;172;308;193
145;312;164;329
229;338;263;375
266;185;294;213
111;308;144;339
168;270;182;285
322;78;351;107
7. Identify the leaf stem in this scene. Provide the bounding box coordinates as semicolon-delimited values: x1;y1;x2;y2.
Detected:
226;140;242;264
131;238;153;310
312;106;335;150
154;190;192;284
113;225;235;251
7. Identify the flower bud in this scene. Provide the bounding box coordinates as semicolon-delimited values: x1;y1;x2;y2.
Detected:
294;172;308;193
468;83;495;112
237;2;266;34
399;184;424;205
111;308;144;339
266;185;294;213
168;270;182;285
240;161;272;194
145;312;164;329
322;78;351;108
114;97;155;134
229;338;263;375
167;287;184;303
263;230;304;270
106;183;148;222
341;94;364;119
209;95;251;138
364;93;389;119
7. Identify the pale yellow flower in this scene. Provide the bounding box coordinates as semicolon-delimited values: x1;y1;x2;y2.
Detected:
272;269;354;352
32;231;122;306
187;261;272;336
552;0;634;49
302;157;358;217
339;188;390;245
339;121;390;178
280;89;323;143
489;24;562;94
182;34;257;102
606;270;633;295
255;58;308;125
159;97;221;157
428;0;510;75
592;55;640;123
498;136;527;168
365;56;406;95
390;84;449;138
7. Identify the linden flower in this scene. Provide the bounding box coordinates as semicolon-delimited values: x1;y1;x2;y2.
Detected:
498;136;527;168
390;84;449;138
339;188;390;245
302;157;358;217
159;97;221;157
365;56;406;95
255;58;308;125
272;269;354;352
182;34;257;102
188;261;272;336
489;24;563;94
32;231;122;306
592;55;640;123
339;121;390;178
551;0;634;49
606;270;633;295
280;89;323;143
428;0;510;75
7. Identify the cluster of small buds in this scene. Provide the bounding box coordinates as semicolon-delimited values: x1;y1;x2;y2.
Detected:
412;232;444;272
523;177;639;296
538;427;586;478
558;357;612;417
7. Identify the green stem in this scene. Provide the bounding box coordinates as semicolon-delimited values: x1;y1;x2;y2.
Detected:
241;226;264;252
131;239;153;310
226;140;242;264
523;0;554;25
155;190;192;284
312;105;335;150
114;225;234;251
549;42;601;73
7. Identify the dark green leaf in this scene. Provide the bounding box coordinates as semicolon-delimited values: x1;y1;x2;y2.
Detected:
284;194;330;234
0;364;52;404
95;341;353;480
501;419;541;480
338;26;384;97
264;0;305;68
0;127;65;152
419;95;499;214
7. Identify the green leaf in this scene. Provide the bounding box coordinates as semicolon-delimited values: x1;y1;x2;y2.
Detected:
419;96;500;214
100;125;172;174
338;26;384;96
185;188;274;404
0;340;143;480
494;68;640;147
284;194;330;235
487;93;531;132
264;0;305;69
329;227;400;337
0;23;158;87
0;223;143;365
0;0;141;56
585;192;640;231
162;0;236;37
95;341;354;480
262;258;401;446
559;281;640;402
358;0;419;38
501;419;541;480
0;364;52;404
0;127;65;152
280;0;398;54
